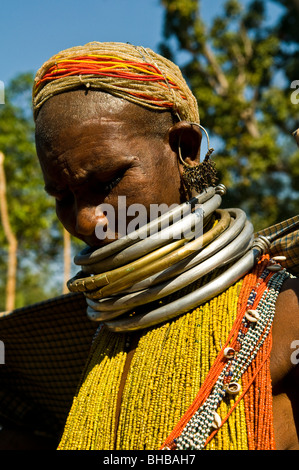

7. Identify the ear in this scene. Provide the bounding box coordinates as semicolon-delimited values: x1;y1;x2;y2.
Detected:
168;121;202;168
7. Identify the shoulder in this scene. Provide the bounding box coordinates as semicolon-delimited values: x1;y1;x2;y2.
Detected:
271;276;299;387
275;276;299;326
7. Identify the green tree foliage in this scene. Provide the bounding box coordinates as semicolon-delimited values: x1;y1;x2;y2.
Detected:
272;0;299;195
0;74;66;309
273;0;299;82
0;75;57;251
159;0;299;230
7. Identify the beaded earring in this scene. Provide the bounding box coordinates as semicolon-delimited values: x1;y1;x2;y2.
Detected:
178;123;218;194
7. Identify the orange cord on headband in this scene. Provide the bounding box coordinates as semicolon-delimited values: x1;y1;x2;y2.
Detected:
34;56;185;99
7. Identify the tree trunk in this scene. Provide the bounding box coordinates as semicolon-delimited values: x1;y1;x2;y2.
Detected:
0;151;18;311
63;228;71;294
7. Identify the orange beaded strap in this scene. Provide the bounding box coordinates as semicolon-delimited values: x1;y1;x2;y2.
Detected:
161;256;290;450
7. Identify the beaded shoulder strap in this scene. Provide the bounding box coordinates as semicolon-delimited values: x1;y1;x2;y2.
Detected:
161;256;291;450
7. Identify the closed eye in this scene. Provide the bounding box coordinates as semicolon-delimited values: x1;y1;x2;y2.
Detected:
101;174;123;193
45;167;127;202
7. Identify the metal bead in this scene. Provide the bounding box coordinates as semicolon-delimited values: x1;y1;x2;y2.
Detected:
245;309;260;322
223;347;235;359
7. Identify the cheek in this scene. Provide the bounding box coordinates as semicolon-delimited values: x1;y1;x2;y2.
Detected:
55;204;76;234
135;159;181;207
120;175;182;218
117;169;157;207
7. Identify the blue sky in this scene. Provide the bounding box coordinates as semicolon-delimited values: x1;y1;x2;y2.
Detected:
1;0;283;86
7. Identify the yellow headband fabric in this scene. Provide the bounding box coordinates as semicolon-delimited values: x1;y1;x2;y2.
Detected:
32;41;199;123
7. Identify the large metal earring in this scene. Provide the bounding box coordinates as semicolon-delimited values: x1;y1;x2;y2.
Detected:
178;123;218;194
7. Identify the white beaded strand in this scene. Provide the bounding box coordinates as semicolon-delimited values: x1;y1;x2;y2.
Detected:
174;267;290;450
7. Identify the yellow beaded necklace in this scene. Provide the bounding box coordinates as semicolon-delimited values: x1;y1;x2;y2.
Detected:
58;279;249;450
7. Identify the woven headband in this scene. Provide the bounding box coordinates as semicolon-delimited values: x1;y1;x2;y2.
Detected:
32;42;200;123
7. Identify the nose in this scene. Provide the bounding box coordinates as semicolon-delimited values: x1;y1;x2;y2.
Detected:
75;204;108;238
75;205;98;237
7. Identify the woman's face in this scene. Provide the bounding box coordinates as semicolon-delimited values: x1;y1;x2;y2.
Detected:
35;90;186;248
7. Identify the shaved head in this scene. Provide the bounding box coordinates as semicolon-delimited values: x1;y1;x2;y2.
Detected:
35;89;177;151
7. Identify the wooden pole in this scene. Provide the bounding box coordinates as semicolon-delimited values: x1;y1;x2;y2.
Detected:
63;228;71;294
0;151;18;311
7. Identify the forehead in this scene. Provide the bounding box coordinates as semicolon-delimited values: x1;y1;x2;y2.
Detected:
36;93;138;174
35;90;135;143
35;91;163;173
34;90;175;185
35;89;173;142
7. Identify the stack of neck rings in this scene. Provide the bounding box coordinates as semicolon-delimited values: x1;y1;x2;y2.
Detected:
32;42;292;450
